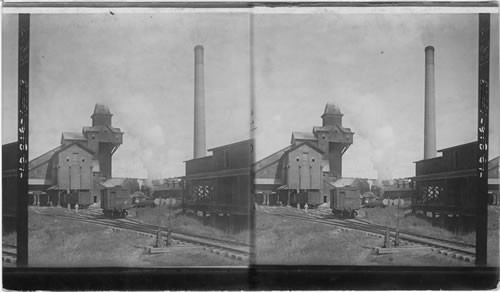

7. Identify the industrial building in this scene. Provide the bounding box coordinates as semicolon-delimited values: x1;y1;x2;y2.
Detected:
184;139;252;213
488;157;499;204
411;45;496;236
181;45;252;232
27;103;123;206
254;103;354;207
413;142;479;216
3;142;18;232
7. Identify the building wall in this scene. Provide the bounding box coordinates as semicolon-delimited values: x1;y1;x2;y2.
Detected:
236;174;250;209
416;143;477;176
186;156;213;175
328;143;343;179
286;144;322;190
212;141;251;171
92;115;112;127
57;144;93;190
98;142;114;178
87;134;99;154
440;143;477;172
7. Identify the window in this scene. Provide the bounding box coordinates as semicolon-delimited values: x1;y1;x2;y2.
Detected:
224;150;230;168
72;153;78;162
323;196;327;203
453;150;459;169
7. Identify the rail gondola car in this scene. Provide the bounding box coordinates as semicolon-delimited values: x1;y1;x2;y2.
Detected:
330;187;361;218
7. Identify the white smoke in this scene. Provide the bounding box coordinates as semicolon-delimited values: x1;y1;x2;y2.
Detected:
109;99;168;179
337;94;397;181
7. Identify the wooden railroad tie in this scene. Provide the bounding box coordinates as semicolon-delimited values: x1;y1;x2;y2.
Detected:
376;246;432;255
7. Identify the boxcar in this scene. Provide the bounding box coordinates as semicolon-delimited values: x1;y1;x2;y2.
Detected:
330;187;361;218
101;189;132;218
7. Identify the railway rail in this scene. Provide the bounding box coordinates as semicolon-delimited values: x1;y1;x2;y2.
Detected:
3;242;17;265
259;206;476;263
31;206;250;263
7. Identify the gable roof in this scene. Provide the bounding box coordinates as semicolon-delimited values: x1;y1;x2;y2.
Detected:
29;142;94;171
61;132;87;144
29;145;64;170
331;177;357;188
100;177;127;188
207;139;253;152
283;141;324;156
253;144;293;171
291;131;316;143
313;125;354;134
83;124;123;134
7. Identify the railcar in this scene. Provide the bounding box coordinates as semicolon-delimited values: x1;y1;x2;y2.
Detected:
101;189;132;218
330;187;361;218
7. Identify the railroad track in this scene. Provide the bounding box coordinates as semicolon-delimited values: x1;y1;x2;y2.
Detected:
3;242;17;265
259;206;476;263
31;207;250;263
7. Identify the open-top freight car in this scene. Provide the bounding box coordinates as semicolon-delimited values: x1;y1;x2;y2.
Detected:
330;186;361;218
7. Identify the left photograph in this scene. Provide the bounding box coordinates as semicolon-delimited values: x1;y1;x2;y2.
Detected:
2;13;253;267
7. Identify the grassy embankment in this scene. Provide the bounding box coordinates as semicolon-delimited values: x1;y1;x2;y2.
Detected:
360;205;499;266
256;208;475;266
359;206;476;244
130;206;250;244
27;208;243;267
28;209;146;266
255;210;379;265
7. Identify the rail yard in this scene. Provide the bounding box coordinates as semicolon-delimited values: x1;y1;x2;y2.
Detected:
2;27;498;269
26;205;250;266
255;204;499;266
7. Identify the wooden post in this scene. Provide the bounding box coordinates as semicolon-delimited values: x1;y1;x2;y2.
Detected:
476;13;490;267
384;228;392;248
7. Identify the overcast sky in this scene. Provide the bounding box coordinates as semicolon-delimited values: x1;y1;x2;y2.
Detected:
2;12;499;180
253;13;499;179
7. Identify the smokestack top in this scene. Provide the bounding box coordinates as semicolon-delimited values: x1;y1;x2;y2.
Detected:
425;46;435;64
195;45;204;64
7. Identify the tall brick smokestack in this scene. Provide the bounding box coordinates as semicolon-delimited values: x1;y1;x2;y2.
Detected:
424;46;436;159
194;45;206;159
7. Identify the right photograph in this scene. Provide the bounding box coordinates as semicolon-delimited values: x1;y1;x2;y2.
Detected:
252;12;499;266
